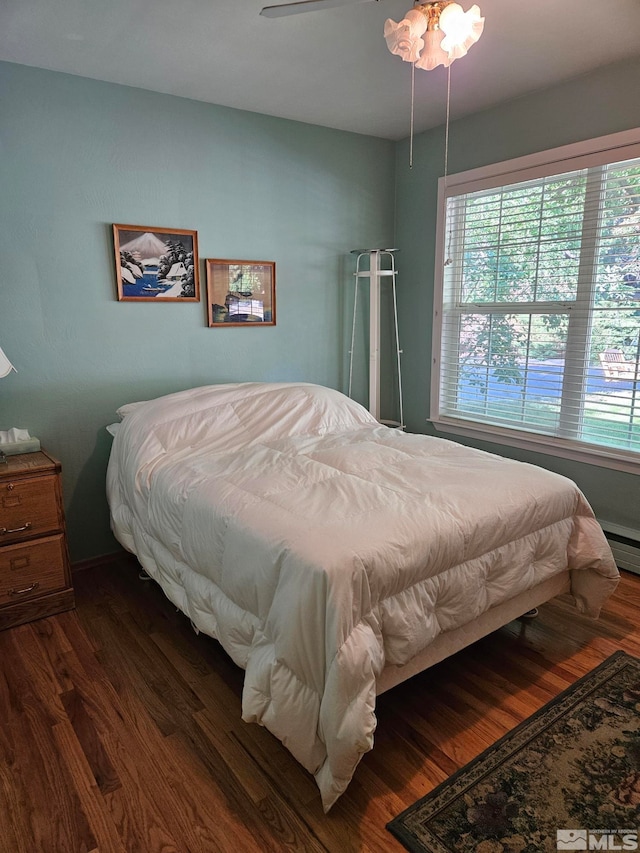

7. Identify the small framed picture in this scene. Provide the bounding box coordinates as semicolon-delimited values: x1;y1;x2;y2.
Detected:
205;259;276;326
113;224;200;301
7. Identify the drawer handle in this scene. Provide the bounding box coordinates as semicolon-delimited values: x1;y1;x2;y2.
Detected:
8;582;40;596
0;522;32;535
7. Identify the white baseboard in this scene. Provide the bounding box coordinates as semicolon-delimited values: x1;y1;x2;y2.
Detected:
607;539;640;575
599;520;640;576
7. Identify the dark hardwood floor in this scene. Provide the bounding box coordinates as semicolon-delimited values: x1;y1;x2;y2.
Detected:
1;553;638;852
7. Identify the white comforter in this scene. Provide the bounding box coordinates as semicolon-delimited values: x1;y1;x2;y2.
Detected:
106;382;619;810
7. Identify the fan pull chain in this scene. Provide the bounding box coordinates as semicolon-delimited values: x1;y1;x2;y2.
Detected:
444;63;451;181
444;64;453;266
409;60;415;169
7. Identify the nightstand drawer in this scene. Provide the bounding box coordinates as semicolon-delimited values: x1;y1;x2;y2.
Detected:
0;535;68;604
0;475;61;544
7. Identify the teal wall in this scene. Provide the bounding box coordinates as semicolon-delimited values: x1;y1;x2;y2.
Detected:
0;62;395;560
395;57;640;533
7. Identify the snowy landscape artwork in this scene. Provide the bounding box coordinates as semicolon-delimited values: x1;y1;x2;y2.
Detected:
112;224;200;302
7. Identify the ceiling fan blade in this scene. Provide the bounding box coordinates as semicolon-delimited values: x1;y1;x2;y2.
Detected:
260;0;375;18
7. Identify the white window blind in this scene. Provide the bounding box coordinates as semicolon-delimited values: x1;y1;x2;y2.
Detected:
432;134;640;465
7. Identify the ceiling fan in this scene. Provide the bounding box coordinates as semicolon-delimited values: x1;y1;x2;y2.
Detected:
260;0;484;170
260;0;378;19
258;0;485;168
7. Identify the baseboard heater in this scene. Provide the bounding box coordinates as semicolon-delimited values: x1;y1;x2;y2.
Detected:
600;521;640;576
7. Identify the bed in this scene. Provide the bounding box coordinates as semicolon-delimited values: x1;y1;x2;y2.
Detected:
106;381;619;811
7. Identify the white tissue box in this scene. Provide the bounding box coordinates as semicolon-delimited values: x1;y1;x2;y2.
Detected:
0;429;41;456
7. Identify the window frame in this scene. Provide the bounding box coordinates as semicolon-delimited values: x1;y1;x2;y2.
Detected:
430;128;640;475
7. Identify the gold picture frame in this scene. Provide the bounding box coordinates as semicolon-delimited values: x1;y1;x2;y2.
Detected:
113;224;200;302
205;259;276;326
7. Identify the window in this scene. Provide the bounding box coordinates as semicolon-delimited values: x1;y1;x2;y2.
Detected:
431;130;640;472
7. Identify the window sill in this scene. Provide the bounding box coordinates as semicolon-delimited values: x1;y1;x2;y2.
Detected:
429;416;640;476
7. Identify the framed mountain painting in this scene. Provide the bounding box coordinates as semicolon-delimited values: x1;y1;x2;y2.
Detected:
113;224;200;302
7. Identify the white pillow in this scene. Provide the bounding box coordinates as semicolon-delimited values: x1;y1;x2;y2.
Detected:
116;399;149;419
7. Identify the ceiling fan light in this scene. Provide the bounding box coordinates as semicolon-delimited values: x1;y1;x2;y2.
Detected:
415;28;452;70
404;8;429;34
440;3;484;55
384;12;427;63
438;3;464;35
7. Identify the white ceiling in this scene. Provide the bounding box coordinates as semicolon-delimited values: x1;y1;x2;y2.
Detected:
1;0;639;140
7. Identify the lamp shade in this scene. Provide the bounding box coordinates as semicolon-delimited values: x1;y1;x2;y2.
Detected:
0;346;16;378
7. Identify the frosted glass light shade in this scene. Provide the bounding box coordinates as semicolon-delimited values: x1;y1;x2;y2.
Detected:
440;3;484;59
415;28;453;70
384;10;428;63
438;3;465;38
384;3;484;68
0;346;15;378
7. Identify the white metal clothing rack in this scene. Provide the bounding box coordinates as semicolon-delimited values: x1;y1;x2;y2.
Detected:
348;248;404;429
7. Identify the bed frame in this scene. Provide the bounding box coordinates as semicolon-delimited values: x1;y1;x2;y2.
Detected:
376;571;571;694
136;559;571;696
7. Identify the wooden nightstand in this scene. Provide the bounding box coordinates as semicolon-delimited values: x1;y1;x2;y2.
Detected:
0;450;75;630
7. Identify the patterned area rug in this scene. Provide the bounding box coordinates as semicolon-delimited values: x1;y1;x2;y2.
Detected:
387;651;640;853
